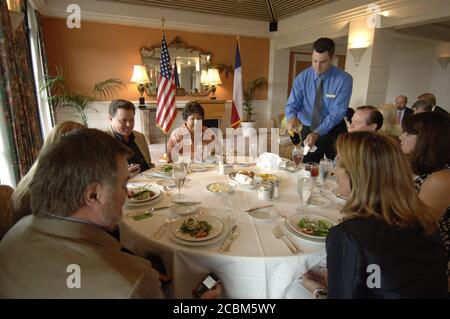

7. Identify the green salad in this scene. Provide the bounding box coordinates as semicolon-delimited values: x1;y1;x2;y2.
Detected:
297;218;331;237
162;164;173;173
180;218;212;238
128;188;155;200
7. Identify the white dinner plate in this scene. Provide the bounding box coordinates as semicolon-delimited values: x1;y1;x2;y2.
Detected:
126;185;161;204
151;164;174;176
169;225;228;247
248;209;275;220
288;213;336;240
190;164;208;172
125;191;163;207
170;203;199;216
171;216;224;242
284;220;326;243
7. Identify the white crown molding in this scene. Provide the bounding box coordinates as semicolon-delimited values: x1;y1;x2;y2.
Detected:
41;0;271;38
273;0;450;49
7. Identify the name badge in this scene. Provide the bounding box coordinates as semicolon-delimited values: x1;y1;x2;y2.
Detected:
326;93;336;99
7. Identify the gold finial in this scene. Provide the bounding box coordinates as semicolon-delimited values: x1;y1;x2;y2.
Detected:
161;17;166;29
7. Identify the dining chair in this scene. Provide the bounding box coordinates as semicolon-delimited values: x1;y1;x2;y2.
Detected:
0;185;14;240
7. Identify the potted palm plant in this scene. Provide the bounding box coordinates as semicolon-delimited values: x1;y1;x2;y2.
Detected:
41;67;125;126
241;77;268;137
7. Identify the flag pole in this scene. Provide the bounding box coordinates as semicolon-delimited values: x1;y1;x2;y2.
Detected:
159;16;169;163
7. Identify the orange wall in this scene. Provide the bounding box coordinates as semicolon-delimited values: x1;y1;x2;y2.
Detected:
42;18;270;101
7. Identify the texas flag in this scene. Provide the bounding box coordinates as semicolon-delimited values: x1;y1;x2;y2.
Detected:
231;41;243;129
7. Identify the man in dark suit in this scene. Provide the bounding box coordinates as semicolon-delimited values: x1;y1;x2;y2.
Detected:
418;92;448;114
394;95;413;124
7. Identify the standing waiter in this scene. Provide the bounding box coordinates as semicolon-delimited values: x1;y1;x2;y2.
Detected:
285;37;353;163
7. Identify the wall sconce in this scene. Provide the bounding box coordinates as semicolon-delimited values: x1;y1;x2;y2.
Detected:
130;65;150;108
7;0;24;31
206;68;222;100
437;56;450;69
348;47;368;66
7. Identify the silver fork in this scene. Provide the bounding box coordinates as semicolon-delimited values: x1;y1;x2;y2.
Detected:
272;226;299;254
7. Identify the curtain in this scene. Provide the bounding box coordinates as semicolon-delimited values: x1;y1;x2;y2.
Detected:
35;10;54;126
0;0;43;180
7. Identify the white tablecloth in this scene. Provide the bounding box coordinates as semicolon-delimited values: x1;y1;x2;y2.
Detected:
119;163;344;298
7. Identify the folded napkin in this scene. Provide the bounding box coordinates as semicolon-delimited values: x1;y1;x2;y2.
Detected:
256;152;282;169
302;144;318;156
235;173;254;185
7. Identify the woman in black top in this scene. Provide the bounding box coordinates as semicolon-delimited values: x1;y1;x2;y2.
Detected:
327;132;447;298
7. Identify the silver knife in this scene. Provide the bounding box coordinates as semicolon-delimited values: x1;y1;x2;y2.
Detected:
218;225;237;253
223;228;239;252
245;204;273;213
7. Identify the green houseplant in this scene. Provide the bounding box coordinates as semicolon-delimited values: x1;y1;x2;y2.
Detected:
41;67;125;126
243;77;268;122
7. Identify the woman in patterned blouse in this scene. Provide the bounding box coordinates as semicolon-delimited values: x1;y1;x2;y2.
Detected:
400;112;450;259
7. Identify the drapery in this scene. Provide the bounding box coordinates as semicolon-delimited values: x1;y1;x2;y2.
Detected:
0;0;44;180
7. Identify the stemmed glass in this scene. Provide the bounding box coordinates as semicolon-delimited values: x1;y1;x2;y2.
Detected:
172;163;187;201
291;145;303;168
297;176;314;218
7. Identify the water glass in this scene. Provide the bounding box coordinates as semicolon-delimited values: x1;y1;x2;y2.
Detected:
319;158;333;189
172;164;187;200
297;176;314;217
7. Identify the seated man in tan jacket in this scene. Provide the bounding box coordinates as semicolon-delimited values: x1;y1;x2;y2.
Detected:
106;99;154;176
0;128;221;298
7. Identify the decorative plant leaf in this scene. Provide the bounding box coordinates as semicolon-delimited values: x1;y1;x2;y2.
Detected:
242;77;268;122
93;79;126;100
41;67;124;126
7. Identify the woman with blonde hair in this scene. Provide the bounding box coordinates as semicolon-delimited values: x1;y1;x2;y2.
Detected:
11;121;85;221
378;103;402;137
327;131;447;298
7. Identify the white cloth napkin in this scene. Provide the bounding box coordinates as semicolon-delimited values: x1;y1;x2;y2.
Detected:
256;152;283;169
303;144;318;156
235;173;254;185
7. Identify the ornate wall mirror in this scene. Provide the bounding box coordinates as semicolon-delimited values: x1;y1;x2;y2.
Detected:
140;36;212;97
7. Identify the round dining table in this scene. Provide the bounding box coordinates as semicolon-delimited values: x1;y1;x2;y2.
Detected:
119;160;344;299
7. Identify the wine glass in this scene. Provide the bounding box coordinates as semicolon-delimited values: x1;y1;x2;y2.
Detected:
172;164;187;201
297;176;314;218
291;145;303;168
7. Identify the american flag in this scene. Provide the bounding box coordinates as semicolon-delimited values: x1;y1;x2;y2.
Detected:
156;33;177;134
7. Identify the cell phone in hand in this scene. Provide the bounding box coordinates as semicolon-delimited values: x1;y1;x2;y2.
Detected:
194;273;220;298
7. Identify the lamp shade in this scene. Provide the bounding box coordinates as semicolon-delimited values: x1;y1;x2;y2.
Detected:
206;68;222;86
130;65;150;84
200;70;208;84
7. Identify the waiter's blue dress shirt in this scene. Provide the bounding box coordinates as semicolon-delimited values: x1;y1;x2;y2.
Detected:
285;65;353;137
